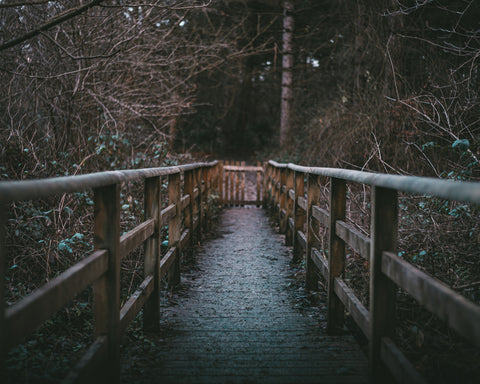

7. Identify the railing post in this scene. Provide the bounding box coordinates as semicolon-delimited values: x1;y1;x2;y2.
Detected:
0;202;6;375
293;170;305;262
218;161;224;206
274;167;281;215
279;167;287;233
256;161;262;207
143;177;161;332
224;161;229;206
203;166;211;229
285;168;294;246
168;172;181;287
327;177;346;334
93;183;121;383
184;170;194;246
195;167;203;240
229;163;234;207
306;173;320;290
241;161;246;206
369;186;398;383
263;162;269;208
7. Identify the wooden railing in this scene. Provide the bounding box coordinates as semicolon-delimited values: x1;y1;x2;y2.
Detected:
0;161;220;382
219;161;264;206
264;160;480;384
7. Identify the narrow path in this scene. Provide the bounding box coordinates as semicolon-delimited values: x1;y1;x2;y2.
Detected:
122;208;368;384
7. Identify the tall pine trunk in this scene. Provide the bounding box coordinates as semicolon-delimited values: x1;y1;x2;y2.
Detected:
280;0;294;148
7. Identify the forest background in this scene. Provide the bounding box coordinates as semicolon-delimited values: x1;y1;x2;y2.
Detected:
1;0;479;179
1;0;480;382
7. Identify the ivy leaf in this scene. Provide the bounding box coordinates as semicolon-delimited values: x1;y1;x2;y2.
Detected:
452;139;469;150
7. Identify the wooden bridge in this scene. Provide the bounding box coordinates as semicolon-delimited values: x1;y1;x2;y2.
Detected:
0;160;479;383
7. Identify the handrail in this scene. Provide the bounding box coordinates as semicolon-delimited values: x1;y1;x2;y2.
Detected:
0;161;218;202
265;160;480;384
269;160;480;204
0;160;221;383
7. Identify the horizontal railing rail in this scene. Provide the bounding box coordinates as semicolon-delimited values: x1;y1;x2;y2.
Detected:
0;161;220;383
264;160;480;384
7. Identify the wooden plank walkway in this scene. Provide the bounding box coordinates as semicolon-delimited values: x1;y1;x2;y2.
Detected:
121;208;368;384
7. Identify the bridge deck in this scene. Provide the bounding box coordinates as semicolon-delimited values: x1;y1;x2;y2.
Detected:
121;208;368;384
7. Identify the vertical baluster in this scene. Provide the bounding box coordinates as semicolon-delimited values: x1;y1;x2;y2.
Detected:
369;186;398;383
293;170;305;262
168;172;181;287
327;177;346;334
285;168;294;246
143;177;161;332
196;167;204;241
218;162;224;206
306;173;320;290
229;163;234;207
279;167;287;233
241;161;245;206
203;166;211;230
93;183;121;382
184;170;194;247
256;161;262;207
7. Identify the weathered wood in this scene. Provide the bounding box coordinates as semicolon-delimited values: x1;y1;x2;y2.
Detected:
5;252;108;350
306;174;321;289
279;169;287;233
335;220;371;260
327;177;346;334
288;217;294;231
120;275;154;333
241;161;246;206
229;164;234;206
224;161;230;205
369;187;398;383
312;205;329;227
63;336;108;384
184;171;194;247
311;248;329;281
381;338;427;384
285;169;294;246
195;168;204;241
334;277;371;340
256;161;262;207
120;219;155;260
160;247;178;278
297;196;307;212
161;203;176;225
271;161;480;205
0;162;218;202
168;173;181;286
93;184;121;383
382;251;480;347
143;177;160;332
296;230;307;250
181;194;190;211
218;162;224;205
223;165;264;172
288;188;295;202
181;229;191;249
293;171;305;262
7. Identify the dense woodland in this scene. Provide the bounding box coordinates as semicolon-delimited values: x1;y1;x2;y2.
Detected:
1;0;480;382
1;0;479;178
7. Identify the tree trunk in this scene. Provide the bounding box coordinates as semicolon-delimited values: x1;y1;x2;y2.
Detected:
280;0;294;148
